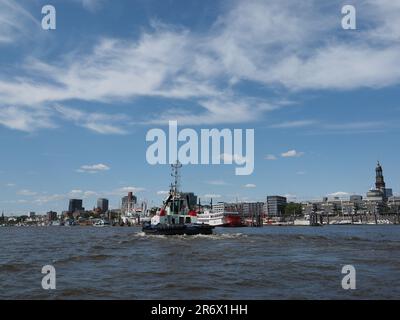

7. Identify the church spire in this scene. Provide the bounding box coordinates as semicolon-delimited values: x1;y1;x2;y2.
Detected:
375;161;385;191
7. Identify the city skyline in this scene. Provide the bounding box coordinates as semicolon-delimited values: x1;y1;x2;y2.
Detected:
1;160;397;216
1;0;400;214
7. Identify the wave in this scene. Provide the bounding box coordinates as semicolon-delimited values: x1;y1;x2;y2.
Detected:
0;263;30;272
132;231;247;240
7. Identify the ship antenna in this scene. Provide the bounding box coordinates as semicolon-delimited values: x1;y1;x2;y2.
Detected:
171;160;182;197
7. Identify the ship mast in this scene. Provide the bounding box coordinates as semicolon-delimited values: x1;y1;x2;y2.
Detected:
170;160;182;197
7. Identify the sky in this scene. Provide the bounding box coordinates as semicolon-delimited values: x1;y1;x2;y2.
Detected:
0;0;400;214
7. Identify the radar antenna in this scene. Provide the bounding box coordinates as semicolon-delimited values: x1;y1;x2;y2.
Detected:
170;160;182;197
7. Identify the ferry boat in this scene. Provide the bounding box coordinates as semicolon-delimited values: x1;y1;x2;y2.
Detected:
196;210;225;226
142;162;214;236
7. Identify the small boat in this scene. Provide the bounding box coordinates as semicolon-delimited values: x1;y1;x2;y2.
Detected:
93;219;110;227
331;220;353;225
293;219;310;226
64;219;77;226
142;162;214;236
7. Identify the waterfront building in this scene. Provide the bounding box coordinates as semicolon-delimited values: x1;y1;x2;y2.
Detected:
212;202;240;213
68;199;84;213
242;202;265;218
388;197;400;214
350;195;363;203
180;192;198;208
97;198;109;213
121;192;137;213
29;212;36;218
46;211;57;221
266;196;287;216
320;201;337;215
366;189;384;202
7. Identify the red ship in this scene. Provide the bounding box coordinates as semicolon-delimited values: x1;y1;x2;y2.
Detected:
222;212;246;227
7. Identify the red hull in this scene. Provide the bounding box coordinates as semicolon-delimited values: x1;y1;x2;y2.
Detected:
222;214;245;227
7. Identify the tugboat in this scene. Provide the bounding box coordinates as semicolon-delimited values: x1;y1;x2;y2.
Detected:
142;162;214;235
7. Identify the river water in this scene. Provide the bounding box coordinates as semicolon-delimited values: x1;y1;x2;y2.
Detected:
0;225;399;299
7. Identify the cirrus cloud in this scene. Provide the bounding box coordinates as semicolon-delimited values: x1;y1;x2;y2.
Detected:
77;163;110;173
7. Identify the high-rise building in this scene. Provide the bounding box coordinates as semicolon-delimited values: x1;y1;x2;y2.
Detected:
47;211;58;221
242;202;265;218
181;192;197;208
68;199;83;213
266;196;287;216
97;198;109;213
121;192;137;213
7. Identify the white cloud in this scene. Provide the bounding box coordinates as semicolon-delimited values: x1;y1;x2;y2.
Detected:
270;120;316;129
209;0;400;91
0;0;40;44
328;191;349;198
265;154;277;161
83;191;97;198
2;0;400;133
6;183;16;187
203;194;222;199
17;189;38;196
33;193;66;205
79;0;106;12
115;187;145;194
281;150;304;158
55;105;128;134
296;171;306;175
206;180;228;186
243;184;256;188
67;189;97;198
323;121;385;131
220;153;246;164
77;163;110;173
0;106;55;132
157;190;170;195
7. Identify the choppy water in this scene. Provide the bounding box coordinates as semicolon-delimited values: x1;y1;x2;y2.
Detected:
0;225;399;299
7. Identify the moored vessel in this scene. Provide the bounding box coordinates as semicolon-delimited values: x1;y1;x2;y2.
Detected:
222;212;245;227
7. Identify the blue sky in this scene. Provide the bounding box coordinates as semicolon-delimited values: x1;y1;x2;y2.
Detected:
1;0;400;214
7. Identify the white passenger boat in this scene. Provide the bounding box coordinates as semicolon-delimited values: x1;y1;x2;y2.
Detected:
196;210;225;226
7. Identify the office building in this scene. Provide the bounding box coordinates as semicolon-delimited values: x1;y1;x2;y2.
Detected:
68;199;84;213
47;211;58;221
181;192;198;208
97;198;109;213
266;196;287;216
121;192;137;213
